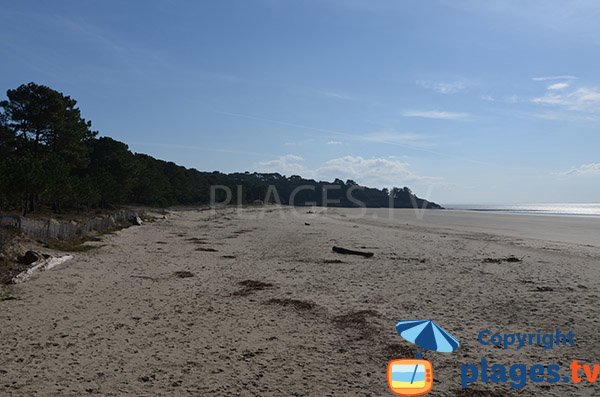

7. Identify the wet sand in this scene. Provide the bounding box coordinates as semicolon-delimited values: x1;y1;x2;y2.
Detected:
1;207;599;396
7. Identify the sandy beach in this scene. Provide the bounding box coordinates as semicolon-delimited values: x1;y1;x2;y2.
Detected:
1;207;599;396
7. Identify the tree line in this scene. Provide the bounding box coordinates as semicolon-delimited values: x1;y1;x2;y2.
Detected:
0;83;441;214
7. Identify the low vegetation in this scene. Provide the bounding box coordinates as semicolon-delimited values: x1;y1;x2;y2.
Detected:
44;237;102;252
0;257;27;285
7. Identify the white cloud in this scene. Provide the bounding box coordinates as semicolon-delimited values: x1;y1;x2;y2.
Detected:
576;88;600;102
547;82;569;90
257;154;306;175
417;80;467;94
532;75;578;81
402;110;469;120
531;93;564;106
326;140;342;145
316;156;434;187
558;163;600;176
481;95;495;102
255;155;438;187
532;87;600;113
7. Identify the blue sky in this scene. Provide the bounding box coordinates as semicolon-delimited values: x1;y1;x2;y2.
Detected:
1;0;600;204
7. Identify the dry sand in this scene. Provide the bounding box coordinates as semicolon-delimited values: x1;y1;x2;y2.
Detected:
1;206;599;396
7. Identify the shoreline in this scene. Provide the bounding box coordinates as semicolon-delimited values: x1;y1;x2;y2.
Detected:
441;202;600;219
337;207;600;248
445;208;600;219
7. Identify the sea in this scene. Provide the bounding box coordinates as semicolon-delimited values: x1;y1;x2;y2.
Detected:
444;203;600;218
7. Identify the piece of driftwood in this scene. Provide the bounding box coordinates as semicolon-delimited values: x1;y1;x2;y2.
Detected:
332;246;374;258
12;255;73;284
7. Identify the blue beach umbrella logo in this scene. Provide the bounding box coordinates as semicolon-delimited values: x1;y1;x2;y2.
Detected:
395;320;460;356
387;320;460;395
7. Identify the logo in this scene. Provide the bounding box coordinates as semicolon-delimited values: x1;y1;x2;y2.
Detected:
387;320;460;396
461;329;599;390
388;324;598;393
387;359;433;396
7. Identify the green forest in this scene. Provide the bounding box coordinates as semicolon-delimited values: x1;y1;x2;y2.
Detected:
0;83;442;214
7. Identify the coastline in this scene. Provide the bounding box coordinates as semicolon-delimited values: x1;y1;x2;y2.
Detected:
349;207;600;248
442;203;600;219
0;206;598;396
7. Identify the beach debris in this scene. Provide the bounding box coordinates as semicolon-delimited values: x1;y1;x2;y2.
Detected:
186;237;208;244
196;247;218;252
173;271;194;278
17;250;44;265
230;229;253;237
233;280;274;296
304;222;311;226
504;256;523;262
241;349;265;360
138;375;154;383
533;286;554;292
132;216;143;226
483;255;522;263
332;246;374;258
12;254;73;284
221;255;237;259
266;298;316;311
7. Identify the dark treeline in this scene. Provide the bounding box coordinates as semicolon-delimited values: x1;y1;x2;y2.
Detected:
0;83;442;214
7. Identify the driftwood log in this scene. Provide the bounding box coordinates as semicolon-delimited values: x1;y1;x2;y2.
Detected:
332;246;374;258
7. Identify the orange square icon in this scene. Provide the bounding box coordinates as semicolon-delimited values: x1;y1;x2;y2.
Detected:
387;359;433;396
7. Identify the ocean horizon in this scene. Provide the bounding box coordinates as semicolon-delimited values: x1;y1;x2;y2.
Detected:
444;203;600;218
